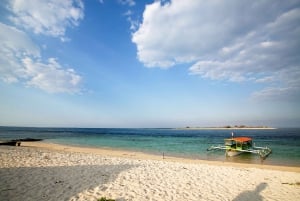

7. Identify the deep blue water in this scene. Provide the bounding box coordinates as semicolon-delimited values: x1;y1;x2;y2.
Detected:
0;127;299;166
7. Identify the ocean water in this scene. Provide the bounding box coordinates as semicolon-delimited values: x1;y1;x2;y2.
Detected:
0;127;299;167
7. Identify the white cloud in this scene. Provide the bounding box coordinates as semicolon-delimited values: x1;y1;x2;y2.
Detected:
8;0;84;39
0;23;40;57
124;10;139;31
119;0;135;7
252;66;300;100
23;57;82;93
0;22;39;83
132;0;300;100
0;23;82;93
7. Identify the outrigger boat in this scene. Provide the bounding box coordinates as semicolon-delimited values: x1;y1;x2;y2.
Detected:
207;133;272;159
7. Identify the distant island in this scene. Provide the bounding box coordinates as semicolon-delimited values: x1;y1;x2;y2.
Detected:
178;125;276;130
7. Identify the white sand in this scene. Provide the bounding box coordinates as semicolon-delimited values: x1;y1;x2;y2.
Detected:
0;142;299;201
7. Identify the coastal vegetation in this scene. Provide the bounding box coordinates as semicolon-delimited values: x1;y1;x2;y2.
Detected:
222;125;271;129
183;125;274;129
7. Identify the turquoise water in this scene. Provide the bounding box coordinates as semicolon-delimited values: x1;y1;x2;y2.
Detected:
0;127;299;166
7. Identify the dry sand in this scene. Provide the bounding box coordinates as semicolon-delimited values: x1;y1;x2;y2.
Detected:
0;142;299;201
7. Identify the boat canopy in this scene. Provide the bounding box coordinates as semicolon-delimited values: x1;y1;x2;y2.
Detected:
207;135;271;159
230;137;252;142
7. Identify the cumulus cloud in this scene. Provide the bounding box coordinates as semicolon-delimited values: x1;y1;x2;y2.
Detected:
0;22;40;83
8;0;84;40
132;0;300;100
0;0;84;93
0;23;82;93
23;57;82;93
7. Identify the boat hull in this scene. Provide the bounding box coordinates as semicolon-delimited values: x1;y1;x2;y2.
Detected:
226;150;243;157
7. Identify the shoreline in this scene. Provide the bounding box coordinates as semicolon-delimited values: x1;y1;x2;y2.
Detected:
1;141;300;200
21;141;300;173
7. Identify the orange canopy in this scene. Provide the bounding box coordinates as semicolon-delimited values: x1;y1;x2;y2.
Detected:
232;137;252;142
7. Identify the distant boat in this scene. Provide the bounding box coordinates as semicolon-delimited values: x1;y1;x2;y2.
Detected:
207;133;272;159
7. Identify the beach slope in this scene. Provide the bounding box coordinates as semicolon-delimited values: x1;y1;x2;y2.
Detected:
0;142;299;201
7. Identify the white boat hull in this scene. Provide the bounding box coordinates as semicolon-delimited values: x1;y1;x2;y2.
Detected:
226;150;243;157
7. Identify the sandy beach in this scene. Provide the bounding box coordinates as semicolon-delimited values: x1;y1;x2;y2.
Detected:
1;142;299;201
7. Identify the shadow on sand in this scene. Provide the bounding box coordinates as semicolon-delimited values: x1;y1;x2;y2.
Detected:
232;182;267;201
0;164;132;201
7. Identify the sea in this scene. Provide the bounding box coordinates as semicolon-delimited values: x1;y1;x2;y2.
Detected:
0;127;299;167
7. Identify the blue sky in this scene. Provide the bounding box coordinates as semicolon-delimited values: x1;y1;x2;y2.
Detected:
0;0;300;128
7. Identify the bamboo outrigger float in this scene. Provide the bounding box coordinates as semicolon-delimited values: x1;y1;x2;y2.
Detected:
207;133;272;159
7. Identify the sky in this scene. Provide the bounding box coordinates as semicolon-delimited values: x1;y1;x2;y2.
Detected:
0;0;300;128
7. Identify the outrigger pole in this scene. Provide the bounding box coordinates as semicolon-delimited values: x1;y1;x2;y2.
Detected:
207;135;272;159
207;144;272;159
